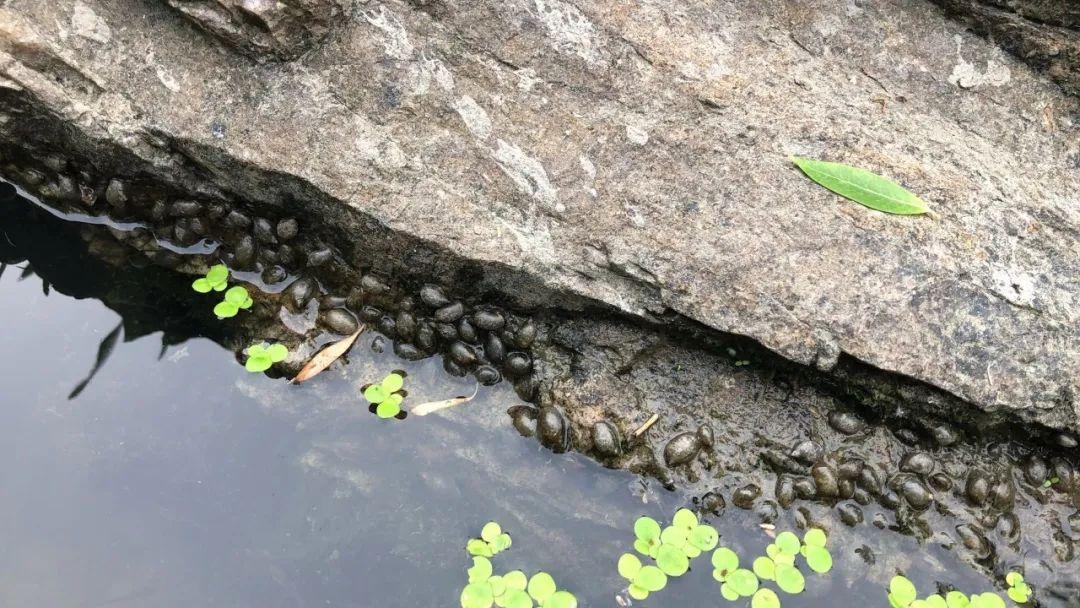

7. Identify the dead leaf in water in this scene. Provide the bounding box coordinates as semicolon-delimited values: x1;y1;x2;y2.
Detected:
410;384;480;417
290;326;364;384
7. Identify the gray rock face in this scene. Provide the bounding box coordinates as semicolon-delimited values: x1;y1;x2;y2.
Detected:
166;0;353;60
0;0;1077;429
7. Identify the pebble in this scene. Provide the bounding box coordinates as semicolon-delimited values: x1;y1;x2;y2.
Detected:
285;277;316;309
965;470;991;506
253;218;276;244
105;179;127;208
989;479;1015;510
226;210;251;229
538;406;569;452
900;452;935;476
420;284;450;308
837;460;863;480
262;265;287;284
276;218;299;240
320;309;358;335
504;352;532;378
899;478;933;509
393;342;423;360
931;423;960;447
812;464;840;497
828;411;866;435
359;306;382;322
170;200;202;217
928;473;953;493
697;425;714;449
395;311;417;340
443;358;466;377
449;341;477;366
592;421;622;458
435;302;465;323
793;478;817;500
234;235;256;267
361;273;389;295
775;476;796;507
1056;433;1079;449
838;502;863;526
474;365;501;386
485;333;506;363
415;324;436;351
956;524;991;559
377;315;397;338
663;432;700;467
473;310;505;331
1023;455;1048;486
700;492;726;515
435;323;458;340
508;406;537;437
732;484;761;509
457;319;478;343
307;248;332;267
790;440;823;465
515;321;537;348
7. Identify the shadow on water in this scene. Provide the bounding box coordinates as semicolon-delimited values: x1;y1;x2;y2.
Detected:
0;182;1068;607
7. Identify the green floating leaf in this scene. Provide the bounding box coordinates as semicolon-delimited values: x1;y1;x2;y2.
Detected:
804;545;832;574
541;591;576;608
493;533;512;553
481;522;502;543
376;400;401;419
245;355;272;373
775;531;801;556
791;156;930;216
618;553;642;580
672;508;698;531
214;301;238;318
711;547;739;579
627;585;649;601
945;591;970;608
1006;587;1030;603
503;571;528;592
803;528;827;548
775;565;805;594
656;544;689;576
503;589;531;608
224;285;249;305
634;517;661;542
527;573;556;603
689;524;719;551
467;539;493;558
365;384;389;404
890;576;918;606
206;264;229;286
752;588;781;608
1005;572;1024;587
720;583;740;601
468;557;492;584
970;593;1005;608
727;568;760;597
660;525;688;547
192;278;212;293
926;595;948;608
634;566;667;593
753;556;775;581
461;582;494;608
382;372;405;393
489;576;506;598
266;343;289;362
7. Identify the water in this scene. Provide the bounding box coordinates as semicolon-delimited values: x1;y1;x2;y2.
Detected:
0;184;1049;607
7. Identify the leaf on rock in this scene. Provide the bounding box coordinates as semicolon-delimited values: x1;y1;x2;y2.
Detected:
791;156;930;215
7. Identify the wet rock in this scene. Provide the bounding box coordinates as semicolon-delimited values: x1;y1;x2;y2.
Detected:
899;478;933;510
320;295;347;310
377;316;397;338
879;490;901;510
1056;433;1079;449
415;324;436;351
508;405;537;437
473;309;505;331
812;464;840;498
443;358;466;377
893;428;921;445
474;365;501;385
1051;457;1076;489
755;500;779;524
515;321;537;349
234;235;256;268
697;425;714;449
320;308;358;335
838;502;863;526
900;452;936;476
226;209;251;229
837;460;863;480
592;421;622;458
663;432;701;467
435;302;465;323
776;476;796;507
395;311;417;340
285;277;316;309
966;470;991;506
793;478;817;500
262;265;288;284
449;341;477;366
537;406;569;452
931;423;960;447
457;319;478;343
989;479;1015;510
170;200;202;217
504;352;532;378
150;200;168;222
276;218;298;240
828;411;866;435
762;451;805;475
253;217;276;244
700;491;726;515
105;179;128;208
853;488;872;506
929;473;953;493
790;440;823;465
997;513;1020;543
360;273;389;295
190;217;210;236
732;484;762;509
1023;455;1048;486
956;524;991;559
420;284;450;308
359;306;382;322
278;244;296;266
434;323;458;340
484;333;506;363
838;478;855;500
394;342;424;360
307;248;333;267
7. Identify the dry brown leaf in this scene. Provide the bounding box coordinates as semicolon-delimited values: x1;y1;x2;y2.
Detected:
410;383;480;417
290;326;364;384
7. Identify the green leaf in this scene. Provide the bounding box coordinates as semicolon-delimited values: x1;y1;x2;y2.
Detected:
240;297;253;310
1006;587;1029;603
467;539;493;557
247;344;267;357
775;565;805;594
494;533;512;552
772;551;796;567
753;556;775;581
890;594;910;608
376;401;401;418
461;582;494;608
365;384;389;404
890;576;918;606
972;593;1005;608
468;557;492;583
660;525;688;547
689;525;719;551
481;522;502;543
192;278;212;293
720;583;740;601
711;547;739;575
791;157;930;215
266;343;288;362
945;591;970;608
672;508;698;531
502;590;531;608
527;573;556;603
683;544;701;559
618;553;642;580
541;591;576;608
627;585;649;601
804;546;832;573
803;528;827;548
634;517;661;542
752;588;781;608
656;544;689;576
775;531;801;555
206;264;229;286
504;571;528;591
213;301;238;318
245;355;272;373
727;569;759;597
382;372;405;393
1005;572;1024;587
224;285;249;305
926;595;948;608
633;539;652;556
489;576;506;598
634;566;667;592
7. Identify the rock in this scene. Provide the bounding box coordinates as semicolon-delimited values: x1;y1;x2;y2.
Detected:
285;277;316;309
474;365;501;385
812;464;840;498
828;411;866;435
966;471;992;506
537;406;569;452
732;484;761;509
276;218;299;241
900;452;936;476
508;405;537;438
320;308;358;335
503;352;532;378
307;248;333;267
253;218;276;244
899;478;934;510
435;302;465;323
790;440;823;465
1023;455;1048;487
420;285;450;308
449;341;476;366
104;179;127;208
775;476;796;508
591;421;622;458
838;502;864;526
1;0;1079;436
663;432;700;467
696;425;714;449
472;310;505;331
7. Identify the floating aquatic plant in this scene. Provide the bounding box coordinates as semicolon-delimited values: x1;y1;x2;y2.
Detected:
214;285;253;318
620;509;717;600
459;521;577;608
244;342;288;372
887;573;1020;608
192;264;229;293
364;372;405;418
711;527;830;607
1042;476;1060;488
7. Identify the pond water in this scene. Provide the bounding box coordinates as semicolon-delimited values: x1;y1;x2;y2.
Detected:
0;181;1055;607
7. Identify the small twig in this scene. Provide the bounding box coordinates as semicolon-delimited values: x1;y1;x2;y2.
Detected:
632;413;660;438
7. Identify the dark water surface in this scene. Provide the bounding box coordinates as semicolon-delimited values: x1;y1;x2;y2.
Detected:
0;185;1026;607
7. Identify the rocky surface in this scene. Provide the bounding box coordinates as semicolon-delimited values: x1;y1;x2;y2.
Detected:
0;0;1078;431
